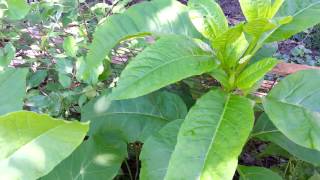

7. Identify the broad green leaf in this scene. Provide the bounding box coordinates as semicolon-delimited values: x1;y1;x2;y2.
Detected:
236;58;278;92
212;24;248;69
252;113;320;166
63;36;78;58
237;165;282;180
310;173;320;180
209;68;230;90
82;90;187;142
0;43;15;69
263;70;320;151
188;0;228;40
267;0;320;42
27;70;47;89
5;0;30;20
58;73;72;88
239;0;271;21
110;35;218;100
268;0;285;18
244;18;277;37
0;68;28;115
42;133;127;180
240;0;284;22
165;89;254;180
250;43;278;64
0;111;89;180
140;119;183;180
80;0;201;84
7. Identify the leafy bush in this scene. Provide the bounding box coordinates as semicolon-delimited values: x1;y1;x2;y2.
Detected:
1;0;320;179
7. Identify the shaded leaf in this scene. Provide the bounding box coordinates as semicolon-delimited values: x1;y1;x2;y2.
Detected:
82;90;187;142
263;70;320;151
0;43;15;69
140;119;183;180
238;165;282;180
0;68;28;115
42;133;126;180
252;113;320;166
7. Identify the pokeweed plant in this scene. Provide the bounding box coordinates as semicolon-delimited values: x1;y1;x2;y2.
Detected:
86;0;320;179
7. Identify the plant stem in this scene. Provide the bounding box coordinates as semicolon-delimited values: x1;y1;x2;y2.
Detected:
124;159;134;180
77;0;92;42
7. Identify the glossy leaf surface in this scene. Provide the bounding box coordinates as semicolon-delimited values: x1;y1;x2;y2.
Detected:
188;0;228;40
111;35;218;100
165;90;254;180
268;0;320;42
81;0;201;84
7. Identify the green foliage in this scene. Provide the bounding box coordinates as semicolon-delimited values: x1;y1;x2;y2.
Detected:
140;119;183;180
0;111;88;180
42;133;127;180
165;90;254;179
1;0;320;179
263;70;320;151
110;35;218;100
82;90;187;141
1;0;30;20
238;165;283;180
0;68;27;115
79;0;201;84
253;113;320;166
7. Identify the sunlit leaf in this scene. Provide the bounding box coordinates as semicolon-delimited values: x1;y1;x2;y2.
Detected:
110;35;218;100
0;111;89;180
165;89;254;179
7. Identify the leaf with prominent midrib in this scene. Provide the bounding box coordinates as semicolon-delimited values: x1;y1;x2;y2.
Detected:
165;89;254;180
42;133;127;180
80;0;201;84
238;165;282;180
267;0;320;42
188;0;228;40
236;58;278;92
263;70;320;151
110;35;218;100
140;119;183;180
0;68;28;115
239;0;283;22
252;113;320;166
0;111;89;180
82;90;187;142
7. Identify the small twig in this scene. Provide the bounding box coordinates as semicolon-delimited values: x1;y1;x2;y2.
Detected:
77;0;92;42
